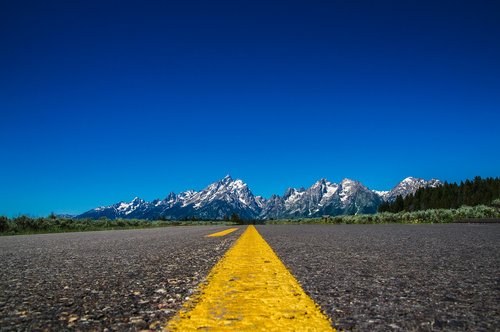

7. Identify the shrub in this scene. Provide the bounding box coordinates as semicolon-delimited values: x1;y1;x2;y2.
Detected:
491;198;500;208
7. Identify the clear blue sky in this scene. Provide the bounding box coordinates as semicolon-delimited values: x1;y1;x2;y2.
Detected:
1;0;499;217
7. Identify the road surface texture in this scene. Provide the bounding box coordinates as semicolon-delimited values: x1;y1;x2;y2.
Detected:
1;224;499;331
257;224;500;331
0;226;241;331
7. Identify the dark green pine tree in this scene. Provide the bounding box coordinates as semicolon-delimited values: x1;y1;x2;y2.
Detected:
230;213;241;223
393;196;404;213
379;176;500;213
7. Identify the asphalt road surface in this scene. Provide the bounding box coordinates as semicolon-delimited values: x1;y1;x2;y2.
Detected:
1;224;499;331
0;226;241;331
258;224;500;331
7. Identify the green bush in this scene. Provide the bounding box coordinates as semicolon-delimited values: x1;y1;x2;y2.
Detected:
491;198;500;208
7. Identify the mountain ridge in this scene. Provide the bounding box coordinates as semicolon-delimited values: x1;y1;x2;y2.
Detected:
77;175;441;220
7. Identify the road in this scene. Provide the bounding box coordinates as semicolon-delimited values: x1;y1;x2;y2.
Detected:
1;224;499;331
0;226;241;331
258;224;500;331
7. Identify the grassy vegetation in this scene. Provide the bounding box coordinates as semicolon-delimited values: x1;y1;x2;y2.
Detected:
267;205;500;225
0;216;235;236
2;203;499;236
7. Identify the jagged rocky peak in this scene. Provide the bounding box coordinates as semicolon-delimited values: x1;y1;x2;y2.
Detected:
209;175;248;192
77;175;442;220
400;176;433;186
178;190;197;200
339;178;362;192
219;174;234;184
267;194;283;202
338;178;371;201
131;197;144;204
165;192;177;201
110;196;150;217
254;196;267;208
311;179;339;199
118;197;143;209
220;174;241;184
178;175;259;214
152;192;176;207
283;187;294;198
399;176;441;190
427;178;442;187
312;178;328;187
384;176;443;202
283;187;305;200
311;178;336;192
340;178;363;187
399;176;426;187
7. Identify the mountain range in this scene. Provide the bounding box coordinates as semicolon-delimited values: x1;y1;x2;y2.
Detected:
77;176;441;220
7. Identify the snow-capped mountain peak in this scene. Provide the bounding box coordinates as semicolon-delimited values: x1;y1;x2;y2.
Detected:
77;175;442;220
219;174;234;184
402;176;415;181
384;177;442;202
312;178;328;187
372;190;389;198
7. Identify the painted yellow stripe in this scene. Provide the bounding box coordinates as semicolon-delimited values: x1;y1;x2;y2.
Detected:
205;228;239;237
167;225;335;331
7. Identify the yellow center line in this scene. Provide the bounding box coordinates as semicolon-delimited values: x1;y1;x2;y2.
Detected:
167;225;335;331
205;228;239;237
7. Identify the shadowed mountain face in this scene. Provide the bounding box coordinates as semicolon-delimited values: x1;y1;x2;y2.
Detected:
77;176;441;220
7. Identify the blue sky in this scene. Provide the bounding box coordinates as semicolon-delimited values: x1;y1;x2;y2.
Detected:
1;0;499;217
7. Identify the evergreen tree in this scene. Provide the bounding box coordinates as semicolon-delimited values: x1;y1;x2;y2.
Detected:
230;213;241;223
378;176;500;213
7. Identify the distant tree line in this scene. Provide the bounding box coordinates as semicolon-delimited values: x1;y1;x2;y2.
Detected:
379;176;500;213
177;213;262;225
172;213;246;223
